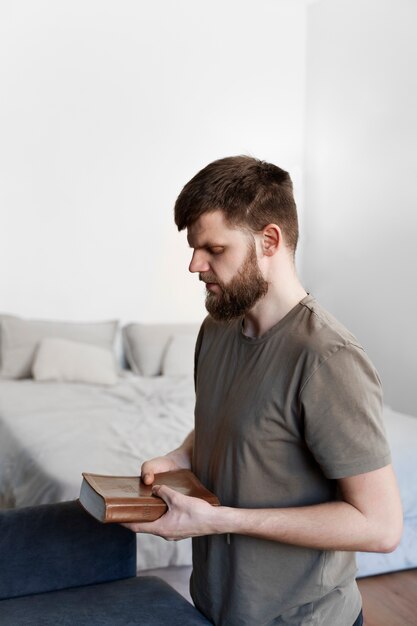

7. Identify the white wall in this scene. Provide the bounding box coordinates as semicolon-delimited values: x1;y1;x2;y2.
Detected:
0;0;306;325
304;0;417;414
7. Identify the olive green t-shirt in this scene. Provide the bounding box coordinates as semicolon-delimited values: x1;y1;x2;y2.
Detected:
190;295;391;626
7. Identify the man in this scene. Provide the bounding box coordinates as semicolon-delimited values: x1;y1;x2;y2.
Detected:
125;156;403;626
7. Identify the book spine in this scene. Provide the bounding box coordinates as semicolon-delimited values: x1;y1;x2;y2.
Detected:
105;503;168;523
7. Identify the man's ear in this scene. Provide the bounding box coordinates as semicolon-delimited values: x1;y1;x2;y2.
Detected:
261;224;281;256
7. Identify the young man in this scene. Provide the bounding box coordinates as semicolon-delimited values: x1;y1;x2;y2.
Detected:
125;157;403;626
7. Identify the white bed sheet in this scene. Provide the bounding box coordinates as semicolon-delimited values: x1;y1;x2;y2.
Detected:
0;374;195;571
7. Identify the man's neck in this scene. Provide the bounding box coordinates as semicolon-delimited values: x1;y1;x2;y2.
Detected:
242;280;308;339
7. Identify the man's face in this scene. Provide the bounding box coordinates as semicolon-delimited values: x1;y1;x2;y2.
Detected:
187;211;269;321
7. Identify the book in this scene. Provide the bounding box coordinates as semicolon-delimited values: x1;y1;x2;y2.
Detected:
79;469;220;523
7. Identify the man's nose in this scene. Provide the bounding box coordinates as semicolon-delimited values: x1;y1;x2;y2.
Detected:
189;251;210;273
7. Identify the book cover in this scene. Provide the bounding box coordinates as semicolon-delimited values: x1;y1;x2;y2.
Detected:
79;469;220;523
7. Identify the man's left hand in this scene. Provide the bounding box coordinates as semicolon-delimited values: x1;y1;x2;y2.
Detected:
122;484;219;540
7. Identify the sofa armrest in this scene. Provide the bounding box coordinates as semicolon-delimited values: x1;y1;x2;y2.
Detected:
0;500;136;600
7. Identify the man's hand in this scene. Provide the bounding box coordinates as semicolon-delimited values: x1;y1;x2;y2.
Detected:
141;456;182;486
122;484;217;540
141;430;194;485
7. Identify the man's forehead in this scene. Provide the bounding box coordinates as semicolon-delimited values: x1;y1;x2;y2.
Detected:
186;211;239;247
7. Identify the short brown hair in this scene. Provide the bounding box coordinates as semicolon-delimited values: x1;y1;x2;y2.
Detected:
174;155;298;252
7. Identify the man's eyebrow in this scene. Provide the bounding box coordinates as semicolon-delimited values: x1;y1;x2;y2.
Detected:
187;241;225;249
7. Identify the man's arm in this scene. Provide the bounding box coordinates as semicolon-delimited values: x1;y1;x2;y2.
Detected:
216;464;403;552
126;464;403;553
140;430;194;485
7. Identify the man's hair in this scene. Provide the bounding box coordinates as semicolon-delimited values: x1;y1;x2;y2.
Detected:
174;155;299;253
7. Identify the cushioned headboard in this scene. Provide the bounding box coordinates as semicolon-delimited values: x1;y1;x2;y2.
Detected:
0;314;118;379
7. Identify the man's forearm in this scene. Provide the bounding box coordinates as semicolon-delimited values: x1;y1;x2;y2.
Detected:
211;500;400;553
203;464;402;554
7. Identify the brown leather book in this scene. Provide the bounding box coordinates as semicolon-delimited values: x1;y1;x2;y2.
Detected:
79;469;220;523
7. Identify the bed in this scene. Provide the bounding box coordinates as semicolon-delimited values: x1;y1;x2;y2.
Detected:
0;314;199;571
0;314;416;577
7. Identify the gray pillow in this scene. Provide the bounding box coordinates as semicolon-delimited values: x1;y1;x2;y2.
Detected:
0;314;14;373
161;334;197;376
0;314;118;379
123;322;200;376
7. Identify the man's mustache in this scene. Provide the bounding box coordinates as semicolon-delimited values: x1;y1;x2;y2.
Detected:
199;274;219;284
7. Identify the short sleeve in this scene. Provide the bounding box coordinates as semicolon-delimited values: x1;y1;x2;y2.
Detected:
299;343;391;479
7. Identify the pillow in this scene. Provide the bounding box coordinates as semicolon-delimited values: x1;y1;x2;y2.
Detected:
123;322;200;376
32;338;118;386
0;314;14;374
0;315;118;379
161;334;197;376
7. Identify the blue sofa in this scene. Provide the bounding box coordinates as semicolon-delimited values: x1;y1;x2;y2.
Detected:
0;500;211;625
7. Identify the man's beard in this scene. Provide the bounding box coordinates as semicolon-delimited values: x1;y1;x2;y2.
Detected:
200;242;269;322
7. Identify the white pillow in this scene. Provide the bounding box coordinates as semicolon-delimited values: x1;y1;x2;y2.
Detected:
32;338;118;386
123;323;200;376
0;315;118;379
161;334;197;377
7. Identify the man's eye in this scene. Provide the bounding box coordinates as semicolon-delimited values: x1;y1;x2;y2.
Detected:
209;247;224;255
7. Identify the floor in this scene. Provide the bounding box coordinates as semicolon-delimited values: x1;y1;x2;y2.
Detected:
139;566;417;625
357;569;417;626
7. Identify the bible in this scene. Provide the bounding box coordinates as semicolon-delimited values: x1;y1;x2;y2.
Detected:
79;469;220;523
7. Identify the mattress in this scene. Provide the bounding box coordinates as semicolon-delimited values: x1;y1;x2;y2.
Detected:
0;374;195;570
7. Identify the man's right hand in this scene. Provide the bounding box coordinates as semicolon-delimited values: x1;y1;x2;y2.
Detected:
141;455;183;485
140;430;195;485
